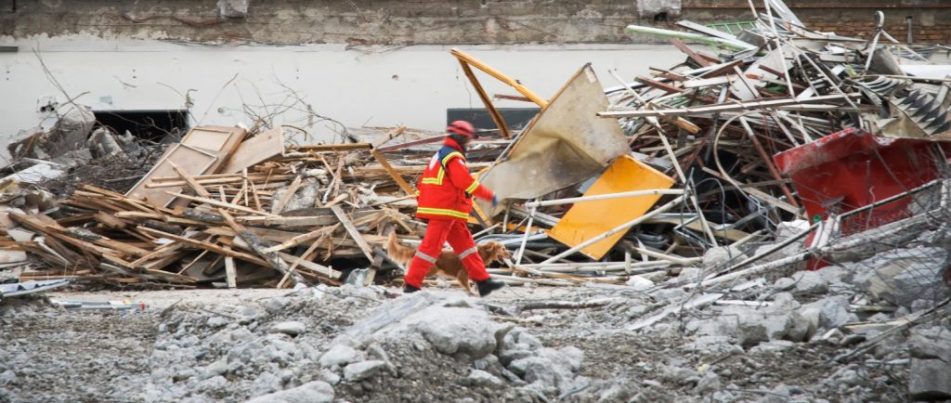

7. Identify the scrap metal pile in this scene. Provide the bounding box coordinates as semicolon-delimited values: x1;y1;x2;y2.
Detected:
1;0;950;292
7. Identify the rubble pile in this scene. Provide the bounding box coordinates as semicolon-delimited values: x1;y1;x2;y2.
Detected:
1;288;605;402
0;3;946;299
2;274;947;402
0;3;948;307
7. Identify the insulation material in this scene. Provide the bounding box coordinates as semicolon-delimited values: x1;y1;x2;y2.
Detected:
547;155;674;260
477;65;629;215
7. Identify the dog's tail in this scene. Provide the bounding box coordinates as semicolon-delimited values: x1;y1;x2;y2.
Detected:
386;232;415;265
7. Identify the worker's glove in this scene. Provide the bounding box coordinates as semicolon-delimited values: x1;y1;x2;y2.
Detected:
491;195;499;208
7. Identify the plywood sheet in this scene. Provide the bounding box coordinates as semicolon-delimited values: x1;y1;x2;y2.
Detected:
547;155;674;260
182;126;243;154
220;127;285;173
126;125;247;208
126;144;217;208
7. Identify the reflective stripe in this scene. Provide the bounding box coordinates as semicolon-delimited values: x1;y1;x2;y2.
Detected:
416;207;470;220
465;180;480;194
421;151;462;186
458;246;478;259
441;151;464;167
420;166;445;185
414;251;437;264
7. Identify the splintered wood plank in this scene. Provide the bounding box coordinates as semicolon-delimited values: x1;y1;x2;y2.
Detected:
272;175;302;214
220;127;285;173
224;256;237;288
219;209;308;286
277;252;342;280
261;225;338;253
636;75;685;94
93;211;128;229
669;38;714;67
330;205;374;262
138;226;269;267
169;193;277;217
371;150;416;196
126;144;217;208
291;143;372;152
171;162;212;198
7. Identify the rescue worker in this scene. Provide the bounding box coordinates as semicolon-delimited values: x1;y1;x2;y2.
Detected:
403;120;506;296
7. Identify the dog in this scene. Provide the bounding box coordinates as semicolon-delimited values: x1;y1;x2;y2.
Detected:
386;232;510;295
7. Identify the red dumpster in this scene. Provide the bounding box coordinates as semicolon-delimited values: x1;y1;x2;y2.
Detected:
773;128;946;268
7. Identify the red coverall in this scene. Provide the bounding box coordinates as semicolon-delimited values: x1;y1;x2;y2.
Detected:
404;137;495;289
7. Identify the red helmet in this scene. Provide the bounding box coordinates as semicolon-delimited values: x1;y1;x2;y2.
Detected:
447;120;476;139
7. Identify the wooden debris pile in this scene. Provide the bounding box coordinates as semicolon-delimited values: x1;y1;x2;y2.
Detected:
0;125;484;288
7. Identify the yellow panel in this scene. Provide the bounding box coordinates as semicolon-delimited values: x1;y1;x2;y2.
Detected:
467;169;490;226
547;155;674;260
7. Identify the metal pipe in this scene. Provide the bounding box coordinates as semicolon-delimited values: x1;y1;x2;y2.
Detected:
524;189;684;208
598;93;859;118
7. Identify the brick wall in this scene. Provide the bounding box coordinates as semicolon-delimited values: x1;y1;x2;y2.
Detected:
681;0;951;44
2;0;949;45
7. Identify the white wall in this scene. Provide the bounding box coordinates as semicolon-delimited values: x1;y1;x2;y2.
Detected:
0;37;685;160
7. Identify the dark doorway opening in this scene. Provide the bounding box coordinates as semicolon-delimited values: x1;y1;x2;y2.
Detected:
93;110;190;142
447;107;540;136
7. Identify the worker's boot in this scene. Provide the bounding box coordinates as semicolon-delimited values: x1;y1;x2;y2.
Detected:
476;278;505;297
403;284;420;294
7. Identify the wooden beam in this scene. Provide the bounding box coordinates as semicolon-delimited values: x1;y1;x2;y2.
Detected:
278;252;342;280
169;192;278;218
370;150;417;196
669;38;715;67
458;59;512;139
224;255;237;288
138;226;270;267
330;205;374;261
635;75;685;94
290;143;372;152
451;48;548;107
271;175;302;214
219;210;308;286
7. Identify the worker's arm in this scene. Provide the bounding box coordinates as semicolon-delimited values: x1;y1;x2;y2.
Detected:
445;157;494;201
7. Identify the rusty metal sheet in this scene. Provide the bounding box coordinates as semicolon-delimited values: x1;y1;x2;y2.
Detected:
547;155;674;260
477;64;629;215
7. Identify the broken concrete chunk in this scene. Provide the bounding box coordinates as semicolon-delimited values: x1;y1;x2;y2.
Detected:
318;344;364;368
773;277;796;291
855;247;949;308
908;326;951;361
245;380;334;403
86;128;124;159
392;306;508;360
626;275;654;291
909;358;951;400
343;360;386;382
463;369;505;388
702;245;747;268
818;296;852;330
270;321;306;336
791;270;828;295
